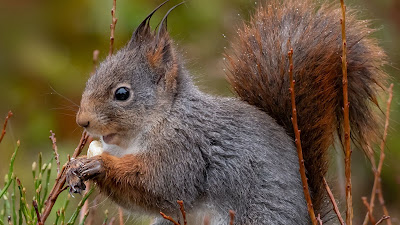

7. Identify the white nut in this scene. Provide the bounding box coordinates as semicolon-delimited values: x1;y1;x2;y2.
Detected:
87;140;104;158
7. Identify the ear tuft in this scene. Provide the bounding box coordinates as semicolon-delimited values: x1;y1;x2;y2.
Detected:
128;0;170;47
147;36;178;90
156;2;186;43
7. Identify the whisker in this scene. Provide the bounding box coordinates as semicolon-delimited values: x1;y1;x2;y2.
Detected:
48;85;80;107
56;113;78;117
49;107;78;113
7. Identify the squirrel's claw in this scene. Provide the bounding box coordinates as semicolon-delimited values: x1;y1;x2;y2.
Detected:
66;157;103;194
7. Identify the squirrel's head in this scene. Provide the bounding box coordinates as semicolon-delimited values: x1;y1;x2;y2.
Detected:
76;1;184;148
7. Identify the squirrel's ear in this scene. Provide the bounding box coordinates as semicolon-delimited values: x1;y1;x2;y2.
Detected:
146;2;185;91
147;36;178;91
128;0;170;47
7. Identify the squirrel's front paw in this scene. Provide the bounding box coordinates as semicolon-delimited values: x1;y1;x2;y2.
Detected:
66;157;104;194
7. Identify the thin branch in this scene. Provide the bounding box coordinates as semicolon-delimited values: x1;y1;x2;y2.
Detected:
363;84;394;225
339;0;353;224
92;50;100;74
377;182;392;225
375;216;390;225
79;182;91;224
33;200;44;225
203;215;210;225
0;111;13;143
229;210;235;225
49;130;61;175
108;217;116;225
317;214;323;225
362;197;376;224
323;178;345;225
118;207;124;225
41;131;89;223
177;200;187;225
160;212;180;225
109;0;118;56
287;43;317;225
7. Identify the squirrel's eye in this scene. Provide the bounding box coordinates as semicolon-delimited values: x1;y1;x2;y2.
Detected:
114;87;130;101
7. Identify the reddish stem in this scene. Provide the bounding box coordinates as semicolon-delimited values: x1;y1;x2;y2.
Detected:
0;111;13;143
323;178;345;225
40;131;89;223
288;44;317;225
109;0;118;56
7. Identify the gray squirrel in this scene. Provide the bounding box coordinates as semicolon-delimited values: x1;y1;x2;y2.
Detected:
66;0;387;224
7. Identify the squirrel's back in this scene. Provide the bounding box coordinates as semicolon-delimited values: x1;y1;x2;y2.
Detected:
226;0;387;213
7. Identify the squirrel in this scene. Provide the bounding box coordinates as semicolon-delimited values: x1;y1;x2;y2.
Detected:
66;0;388;224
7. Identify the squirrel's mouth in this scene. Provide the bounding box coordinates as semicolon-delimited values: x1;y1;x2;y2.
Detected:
102;133;117;145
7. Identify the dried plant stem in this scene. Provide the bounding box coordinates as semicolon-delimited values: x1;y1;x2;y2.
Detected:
108;217;116;225
363;84;393;225
49;130;61;175
375;216;390;225
288;46;317;225
323;178;345;225
203;215;210;225
92;50;100;74
177;201;187;225
109;0;118;56
0;111;13;143
339;1;353;224
377;183;391;225
229;210;235;225
160;212;180;225
32;200;43;225
41;131;89;223
317;214;323;225
118;207;124;225
362;197;376;224
79;182;91;224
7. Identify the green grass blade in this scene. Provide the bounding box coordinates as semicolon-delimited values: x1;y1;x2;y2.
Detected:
66;187;94;225
0;142;20;199
11;178;16;225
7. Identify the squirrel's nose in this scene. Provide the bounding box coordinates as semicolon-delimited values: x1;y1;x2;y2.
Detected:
77;120;90;128
76;111;91;128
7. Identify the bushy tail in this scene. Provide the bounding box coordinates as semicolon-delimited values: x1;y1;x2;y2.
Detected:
225;0;387;212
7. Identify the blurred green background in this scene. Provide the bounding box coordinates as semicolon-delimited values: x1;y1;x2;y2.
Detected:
0;0;399;224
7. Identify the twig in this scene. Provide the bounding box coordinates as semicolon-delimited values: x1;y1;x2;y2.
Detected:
363;84;394;225
339;0;353;224
118;207;124;225
0;111;13;143
323;178;345;225
33;200;44;225
109;0;118;56
362;197;376;224
92;50;100;75
108;217;116;225
160;212;180;225
375;216;390;225
287;44;317;225
79;182;91;224
377;182;392;225
41;131;89;223
85;196;98;225
229;210;235;225
7;216;12;225
317;214;323;225
66;187;95;225
49;130;61;175
203;215;210;225
177;201;187;225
